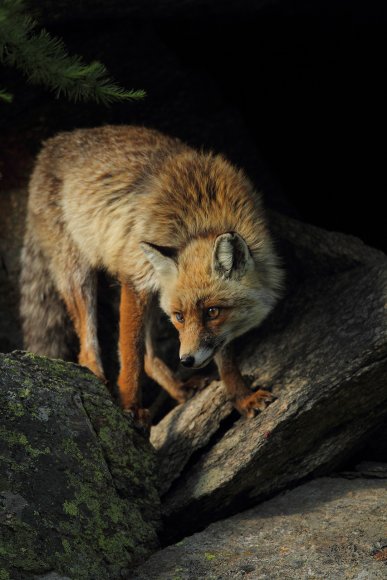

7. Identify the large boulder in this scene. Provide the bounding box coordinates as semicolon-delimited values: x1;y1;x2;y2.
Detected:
0;351;160;579
151;213;387;540
133;475;387;579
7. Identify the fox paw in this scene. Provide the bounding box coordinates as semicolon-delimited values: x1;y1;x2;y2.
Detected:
235;389;275;418
123;406;152;433
175;375;211;404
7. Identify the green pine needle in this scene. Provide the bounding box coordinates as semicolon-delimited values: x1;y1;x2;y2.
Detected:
0;0;145;104
0;87;13;102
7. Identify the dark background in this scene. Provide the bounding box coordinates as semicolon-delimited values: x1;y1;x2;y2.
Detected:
161;1;386;251
1;0;386;254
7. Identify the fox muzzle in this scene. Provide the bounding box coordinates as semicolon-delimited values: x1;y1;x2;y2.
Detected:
179;346;215;369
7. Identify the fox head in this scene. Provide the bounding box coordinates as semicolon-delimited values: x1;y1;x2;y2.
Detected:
141;232;280;369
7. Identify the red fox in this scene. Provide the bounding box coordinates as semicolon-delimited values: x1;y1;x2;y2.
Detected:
20;125;284;425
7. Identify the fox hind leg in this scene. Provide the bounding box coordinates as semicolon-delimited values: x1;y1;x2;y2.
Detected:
51;252;104;382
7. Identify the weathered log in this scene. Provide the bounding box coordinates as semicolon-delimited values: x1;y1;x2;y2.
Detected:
0;351;160;579
151;213;387;540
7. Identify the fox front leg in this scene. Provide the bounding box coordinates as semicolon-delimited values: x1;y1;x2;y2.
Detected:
117;282;150;428
144;314;208;404
215;344;275;418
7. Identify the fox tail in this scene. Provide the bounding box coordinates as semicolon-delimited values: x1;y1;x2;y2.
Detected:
19;225;74;360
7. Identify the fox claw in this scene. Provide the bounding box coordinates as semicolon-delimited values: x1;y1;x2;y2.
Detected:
123;406;151;433
235;389;276;418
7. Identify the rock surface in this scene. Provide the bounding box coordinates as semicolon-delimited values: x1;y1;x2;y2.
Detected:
0;351;160;579
151;213;387;539
133;475;387;579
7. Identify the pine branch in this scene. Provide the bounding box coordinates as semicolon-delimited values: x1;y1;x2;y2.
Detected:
0;0;145;104
0;87;13;102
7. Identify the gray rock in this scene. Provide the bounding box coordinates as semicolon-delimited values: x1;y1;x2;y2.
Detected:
35;574;71;580
351;461;387;479
151;213;387;539
133;476;387;579
0;351;160;579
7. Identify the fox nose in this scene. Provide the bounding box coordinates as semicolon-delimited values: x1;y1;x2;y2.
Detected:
180;355;195;368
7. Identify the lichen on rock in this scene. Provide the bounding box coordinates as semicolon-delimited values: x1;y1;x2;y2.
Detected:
0;351;160;579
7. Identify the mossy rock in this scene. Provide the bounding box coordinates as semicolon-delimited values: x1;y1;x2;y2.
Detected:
0;351;160;579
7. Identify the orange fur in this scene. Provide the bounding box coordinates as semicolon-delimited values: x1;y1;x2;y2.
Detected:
21;125;283;420
216;345;275;418
117;283;147;410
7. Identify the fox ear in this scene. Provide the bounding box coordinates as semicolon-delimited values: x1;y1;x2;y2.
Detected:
141;242;178;280
213;232;252;279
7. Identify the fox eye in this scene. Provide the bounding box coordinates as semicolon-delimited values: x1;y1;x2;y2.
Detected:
175;312;184;323
206;307;220;319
